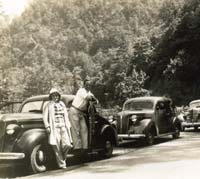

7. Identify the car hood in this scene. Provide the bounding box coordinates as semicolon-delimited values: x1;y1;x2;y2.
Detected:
118;110;154;118
0;112;43;123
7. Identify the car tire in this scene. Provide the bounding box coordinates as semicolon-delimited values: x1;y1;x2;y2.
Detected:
30;144;49;173
145;129;155;145
172;126;180;139
99;138;113;158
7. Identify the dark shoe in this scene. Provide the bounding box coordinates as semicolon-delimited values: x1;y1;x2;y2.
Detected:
60;165;66;169
80;149;88;163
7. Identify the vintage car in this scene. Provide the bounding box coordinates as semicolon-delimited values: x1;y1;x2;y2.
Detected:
111;96;181;145
181;100;200;131
0;95;118;173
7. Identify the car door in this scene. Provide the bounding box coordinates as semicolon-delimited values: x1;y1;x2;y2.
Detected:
155;101;169;134
165;100;175;131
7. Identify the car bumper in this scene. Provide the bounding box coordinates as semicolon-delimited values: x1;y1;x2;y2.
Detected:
0;153;25;160
182;122;200;127
118;134;146;140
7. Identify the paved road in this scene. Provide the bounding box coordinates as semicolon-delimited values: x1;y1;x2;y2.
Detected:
17;130;200;179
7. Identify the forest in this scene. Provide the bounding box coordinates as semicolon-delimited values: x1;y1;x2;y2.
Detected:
0;0;200;108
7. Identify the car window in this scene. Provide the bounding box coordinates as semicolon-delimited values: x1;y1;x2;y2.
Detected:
42;100;70;112
21;101;43;113
42;101;49;112
157;101;175;117
157;102;165;110
21;99;70;113
124;100;154;110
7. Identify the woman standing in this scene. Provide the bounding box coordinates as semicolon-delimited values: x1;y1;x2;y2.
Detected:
43;88;73;169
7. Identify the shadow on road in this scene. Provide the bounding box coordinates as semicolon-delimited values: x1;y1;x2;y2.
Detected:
184;128;200;132
0;164;29;178
117;136;175;149
0;135;184;178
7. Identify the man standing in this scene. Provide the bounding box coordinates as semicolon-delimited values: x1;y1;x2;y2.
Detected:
69;78;98;153
43;88;73;169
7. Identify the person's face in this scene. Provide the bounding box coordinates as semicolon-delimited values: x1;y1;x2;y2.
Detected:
77;80;84;88
51;93;60;102
84;81;90;90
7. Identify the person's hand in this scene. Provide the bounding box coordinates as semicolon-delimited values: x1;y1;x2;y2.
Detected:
46;127;51;134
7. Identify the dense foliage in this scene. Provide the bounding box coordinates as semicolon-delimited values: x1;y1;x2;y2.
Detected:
2;0;200;107
148;0;200;105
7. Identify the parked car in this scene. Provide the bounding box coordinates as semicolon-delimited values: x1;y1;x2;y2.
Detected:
181;100;200;131
0;95;118;173
111;96;181;145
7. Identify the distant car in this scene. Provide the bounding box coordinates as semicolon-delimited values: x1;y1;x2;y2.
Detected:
112;96;181;145
0;95;118;173
182;100;200;131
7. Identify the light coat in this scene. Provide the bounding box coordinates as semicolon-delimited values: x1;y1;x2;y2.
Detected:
43;101;73;146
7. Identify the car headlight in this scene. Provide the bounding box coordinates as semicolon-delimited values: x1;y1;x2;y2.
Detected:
130;115;138;124
108;115;114;123
6;124;20;135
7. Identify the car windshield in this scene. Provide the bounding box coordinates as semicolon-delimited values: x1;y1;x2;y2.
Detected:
124;100;154;110
21;101;43;113
190;102;200;109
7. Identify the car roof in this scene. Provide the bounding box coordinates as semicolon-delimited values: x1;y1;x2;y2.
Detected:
21;94;75;106
189;99;200;105
125;96;171;103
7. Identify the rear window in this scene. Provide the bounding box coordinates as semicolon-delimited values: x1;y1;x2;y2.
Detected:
20;99;70;113
21;101;43;113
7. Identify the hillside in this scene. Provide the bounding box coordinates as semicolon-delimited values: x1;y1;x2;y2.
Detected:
1;0;195;107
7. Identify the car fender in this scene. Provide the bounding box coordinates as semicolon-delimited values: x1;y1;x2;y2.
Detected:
14;128;47;155
100;124;118;146
140;119;158;136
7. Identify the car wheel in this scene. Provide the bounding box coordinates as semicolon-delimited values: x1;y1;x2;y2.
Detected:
99;138;113;158
30;144;49;173
145;130;155;145
172;126;180;139
194;126;198;131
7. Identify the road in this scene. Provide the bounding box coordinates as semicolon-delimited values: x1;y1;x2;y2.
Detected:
14;130;200;179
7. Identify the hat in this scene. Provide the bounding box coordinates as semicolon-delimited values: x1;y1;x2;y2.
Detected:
49;88;61;101
85;76;90;81
49;88;60;95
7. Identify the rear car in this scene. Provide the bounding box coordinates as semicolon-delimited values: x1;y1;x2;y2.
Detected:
182;100;200;131
112;96;181;145
0;95;117;173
